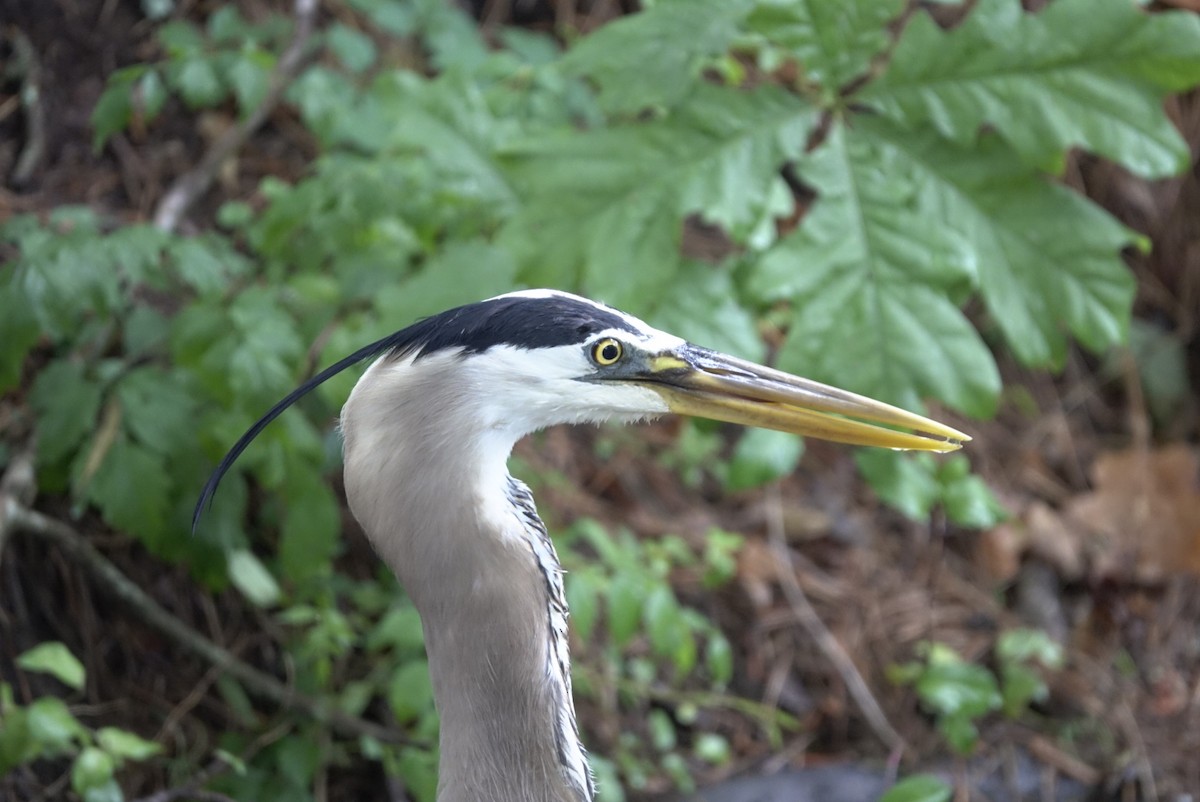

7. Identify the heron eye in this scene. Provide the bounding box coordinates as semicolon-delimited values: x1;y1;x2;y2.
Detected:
591;338;623;366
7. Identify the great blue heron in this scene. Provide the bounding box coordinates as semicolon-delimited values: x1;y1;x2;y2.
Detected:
195;289;966;802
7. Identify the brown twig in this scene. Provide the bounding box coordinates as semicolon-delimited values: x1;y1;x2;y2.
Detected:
763;484;909;755
152;0;320;233
0;501;409;747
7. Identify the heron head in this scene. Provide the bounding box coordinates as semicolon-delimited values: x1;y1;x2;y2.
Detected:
411;289;968;451
194;289;966;530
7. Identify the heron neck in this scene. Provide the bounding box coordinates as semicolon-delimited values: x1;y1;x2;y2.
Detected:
341;372;592;802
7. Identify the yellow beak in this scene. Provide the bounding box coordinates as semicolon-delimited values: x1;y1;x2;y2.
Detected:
630;345;968;452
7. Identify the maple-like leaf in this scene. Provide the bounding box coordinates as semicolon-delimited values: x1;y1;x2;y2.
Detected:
502;85;814;313
560;0;754;114
749;121;1000;416
743;0;905;91
862;0;1200;177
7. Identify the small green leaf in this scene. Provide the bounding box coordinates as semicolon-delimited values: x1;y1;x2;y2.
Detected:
566;570;600;642
693;733;731;765
175;58;225;108
72;747;116;794
561;0;754;113
726;428;803;492
29;361;103;467
227;51;272;116
366;606;426;654
26;697;86;754
207;5;245;43
91;73;136;150
158;20;204;56
915;660;1002;719
940;470;1006;529
17;643;86;690
880;774;953;802
997;628;1064;669
647;709;676;752
1000;664;1047;718
328;24;378;73
227;548;282;607
856;451;939;520
388;661;435;724
137;69;168;122
86;435;172;545
95;727;163;761
705;633;733;685
607;574;644;649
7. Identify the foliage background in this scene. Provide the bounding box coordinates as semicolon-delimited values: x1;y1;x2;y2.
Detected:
1;0;1199;800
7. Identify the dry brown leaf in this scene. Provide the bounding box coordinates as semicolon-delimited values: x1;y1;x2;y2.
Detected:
1065;444;1200;582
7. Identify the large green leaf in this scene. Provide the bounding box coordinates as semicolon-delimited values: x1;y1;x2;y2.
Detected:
560;0;754;114
743;0;905;91
86;435;172;543
866;119;1137;367
862;0;1200;177
751;122;999;416
502;85;815;313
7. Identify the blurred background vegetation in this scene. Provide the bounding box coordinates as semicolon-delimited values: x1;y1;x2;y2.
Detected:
1;0;1198;800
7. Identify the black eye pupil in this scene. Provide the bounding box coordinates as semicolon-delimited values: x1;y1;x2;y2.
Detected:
601;344;619;361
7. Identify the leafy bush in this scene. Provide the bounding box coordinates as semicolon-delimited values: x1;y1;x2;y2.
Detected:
1;643;162;802
3;0;1199;798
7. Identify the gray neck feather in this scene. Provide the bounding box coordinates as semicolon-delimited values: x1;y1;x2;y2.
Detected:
341;357;594;802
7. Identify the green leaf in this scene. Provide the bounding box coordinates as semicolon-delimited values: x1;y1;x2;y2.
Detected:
171;236;239;294
743;0;904;91
560;0;754;114
388;661;435;724
880;774;953;802
174;57;226;108
115;366;198;456
279;473;340;583
649;265;765;362
91;67;143;150
72;747;116;794
328;23;378;73
1000;663;1046;718
726;428;803;492
857;450;939;521
915;660;1002;719
207;5;245;43
939;463;1006;529
754;121;999;415
26;697;87;754
137;69;168;122
693;733;731;765
996;628;1064;669
366;606;426;655
227;548;283;607
705;633;733;685
17;643;86;691
566;570;601;643
504;84;814;313
29;361;104;467
86;434;172;544
863;0;1200;178
158;20;204;56
607;573;644;650
95;727;163;761
373;240;517;326
227;50;273;116
0;282;41;391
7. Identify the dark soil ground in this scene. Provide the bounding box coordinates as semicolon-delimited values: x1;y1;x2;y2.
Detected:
1;1;1198;800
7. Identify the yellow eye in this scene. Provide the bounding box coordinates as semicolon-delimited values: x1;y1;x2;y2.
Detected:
591;338;623;366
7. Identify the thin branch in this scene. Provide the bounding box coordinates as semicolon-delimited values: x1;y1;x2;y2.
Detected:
763;484;908;755
0;500;409;747
153;0;320;233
